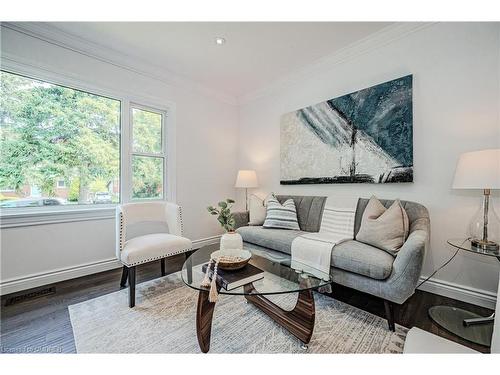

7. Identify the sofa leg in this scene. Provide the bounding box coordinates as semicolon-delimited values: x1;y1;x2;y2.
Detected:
384;300;395;332
128;266;136;308
120;266;129;288
160;258;166;277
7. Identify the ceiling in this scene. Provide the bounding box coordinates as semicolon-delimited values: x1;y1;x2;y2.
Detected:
48;22;392;99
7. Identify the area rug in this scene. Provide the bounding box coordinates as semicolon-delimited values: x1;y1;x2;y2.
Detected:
68;272;407;353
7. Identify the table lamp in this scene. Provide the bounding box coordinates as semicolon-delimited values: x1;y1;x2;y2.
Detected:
452;149;500;252
235;170;258;211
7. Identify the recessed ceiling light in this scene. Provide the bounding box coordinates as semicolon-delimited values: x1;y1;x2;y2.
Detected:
215;37;226;46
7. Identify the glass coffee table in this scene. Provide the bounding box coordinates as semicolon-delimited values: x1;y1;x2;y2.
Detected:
181;245;332;353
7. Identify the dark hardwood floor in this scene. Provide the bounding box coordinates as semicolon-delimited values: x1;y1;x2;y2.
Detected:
1;255;494;353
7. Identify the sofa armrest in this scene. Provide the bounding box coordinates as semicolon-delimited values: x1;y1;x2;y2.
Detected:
383;228;428;303
233;211;249;229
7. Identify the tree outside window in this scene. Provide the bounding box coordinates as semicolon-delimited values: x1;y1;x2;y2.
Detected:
0;71;120;208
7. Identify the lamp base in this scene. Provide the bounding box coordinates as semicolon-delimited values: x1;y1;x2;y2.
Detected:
471;238;499;252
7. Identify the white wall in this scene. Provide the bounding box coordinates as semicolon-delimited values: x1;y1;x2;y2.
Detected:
2;22;500;308
237;23;500;308
0;25;239;294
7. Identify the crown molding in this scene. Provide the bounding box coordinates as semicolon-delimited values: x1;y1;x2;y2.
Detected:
237;22;437;105
2;22;437;107
2;22;238;106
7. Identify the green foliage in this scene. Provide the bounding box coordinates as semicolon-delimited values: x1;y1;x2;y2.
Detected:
68;178;80;202
132;108;162;153
89;178;108;194
207;198;236;232
0;71;168;205
132;156;163;199
0;71;120;203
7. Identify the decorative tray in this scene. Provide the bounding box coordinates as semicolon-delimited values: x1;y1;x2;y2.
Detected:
210;249;252;271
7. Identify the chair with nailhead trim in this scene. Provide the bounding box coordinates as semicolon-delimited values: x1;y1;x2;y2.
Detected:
116;201;192;307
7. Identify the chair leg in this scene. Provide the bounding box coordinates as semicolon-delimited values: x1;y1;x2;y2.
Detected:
384;300;395;332
160;258;166;277
128;266;136;308
120;266;129;288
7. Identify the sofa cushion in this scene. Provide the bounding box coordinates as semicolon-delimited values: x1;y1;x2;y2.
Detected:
354;197;429;236
356;196;409;256
331;240;394;280
237;226;305;254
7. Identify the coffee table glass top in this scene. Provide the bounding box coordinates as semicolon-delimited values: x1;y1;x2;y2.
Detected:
181;245;332;296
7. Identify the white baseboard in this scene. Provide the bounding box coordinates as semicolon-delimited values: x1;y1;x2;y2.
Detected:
0;235;221;296
417;276;497;310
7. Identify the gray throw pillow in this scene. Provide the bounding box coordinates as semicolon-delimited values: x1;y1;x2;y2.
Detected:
356;196;409;255
263;196;300;230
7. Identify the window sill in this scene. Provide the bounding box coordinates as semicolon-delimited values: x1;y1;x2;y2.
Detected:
0;205;117;229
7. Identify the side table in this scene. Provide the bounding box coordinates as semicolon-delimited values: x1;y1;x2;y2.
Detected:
428;238;499;347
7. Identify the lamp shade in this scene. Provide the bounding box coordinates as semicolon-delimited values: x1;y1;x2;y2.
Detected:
235;170;258;188
452;149;500;189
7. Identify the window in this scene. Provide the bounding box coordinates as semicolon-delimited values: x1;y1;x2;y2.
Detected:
131;106;166;200
0;70;169;212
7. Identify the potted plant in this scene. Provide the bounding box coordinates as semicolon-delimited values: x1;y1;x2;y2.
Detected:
207;198;243;250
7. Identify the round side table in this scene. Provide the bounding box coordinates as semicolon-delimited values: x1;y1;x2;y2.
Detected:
428;238;499;347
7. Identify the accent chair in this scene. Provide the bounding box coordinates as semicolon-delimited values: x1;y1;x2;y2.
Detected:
116;201;193;307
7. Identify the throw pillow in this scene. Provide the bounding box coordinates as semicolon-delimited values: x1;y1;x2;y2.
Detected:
248;194;267;226
356;196;409;255
263;195;300;230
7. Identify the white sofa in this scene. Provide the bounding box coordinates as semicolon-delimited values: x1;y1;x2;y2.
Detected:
404;272;499;353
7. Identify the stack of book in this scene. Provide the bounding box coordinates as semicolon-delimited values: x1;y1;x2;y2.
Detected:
201;263;264;290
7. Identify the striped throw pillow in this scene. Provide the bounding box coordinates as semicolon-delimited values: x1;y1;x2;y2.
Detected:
263;196;300;230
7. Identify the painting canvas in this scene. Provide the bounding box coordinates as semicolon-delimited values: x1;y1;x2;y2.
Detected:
280;75;413;184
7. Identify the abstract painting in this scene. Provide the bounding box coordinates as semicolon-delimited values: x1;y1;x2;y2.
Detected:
280;75;413;184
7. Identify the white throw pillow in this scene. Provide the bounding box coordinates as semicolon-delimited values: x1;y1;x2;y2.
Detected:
356;196;409;255
248;194;267;226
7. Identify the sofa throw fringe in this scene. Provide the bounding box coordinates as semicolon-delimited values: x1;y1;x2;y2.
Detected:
291;207;355;288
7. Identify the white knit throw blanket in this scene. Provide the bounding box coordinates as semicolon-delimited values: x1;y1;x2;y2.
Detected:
291;207;355;280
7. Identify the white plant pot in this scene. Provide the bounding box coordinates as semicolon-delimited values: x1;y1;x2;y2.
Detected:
220;231;243;251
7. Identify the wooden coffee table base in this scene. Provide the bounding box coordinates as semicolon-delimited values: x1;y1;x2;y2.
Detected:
195;283;316;353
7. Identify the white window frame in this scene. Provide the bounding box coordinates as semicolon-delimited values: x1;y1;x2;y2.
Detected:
0;60;176;228
128;103;168;202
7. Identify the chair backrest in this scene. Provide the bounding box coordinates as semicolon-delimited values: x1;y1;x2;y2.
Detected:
276;195;327;232
118;202;171;241
120;201;170;225
354;197;430;238
491;271;500;353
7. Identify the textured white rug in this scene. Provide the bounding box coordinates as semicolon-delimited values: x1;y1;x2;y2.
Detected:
69;272;407;353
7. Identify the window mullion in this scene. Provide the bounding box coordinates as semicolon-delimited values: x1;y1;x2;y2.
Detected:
121;100;132;204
